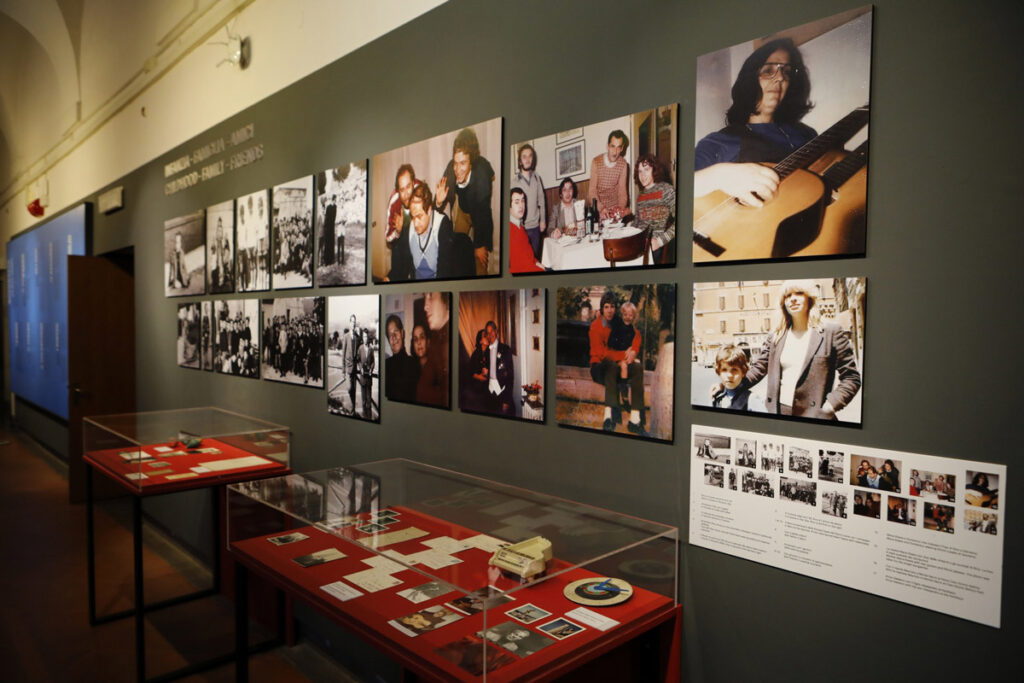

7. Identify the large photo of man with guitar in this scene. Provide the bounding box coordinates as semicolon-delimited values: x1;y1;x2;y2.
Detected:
693;7;872;263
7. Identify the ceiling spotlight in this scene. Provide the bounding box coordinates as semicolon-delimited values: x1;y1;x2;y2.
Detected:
212;24;250;70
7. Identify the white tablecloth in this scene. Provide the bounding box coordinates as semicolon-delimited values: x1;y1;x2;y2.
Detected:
540;227;648;271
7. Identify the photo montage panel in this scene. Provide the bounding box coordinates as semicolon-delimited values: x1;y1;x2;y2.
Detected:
555;284;676;441
236;190;271;292
212;299;259;378
509;104;678;274
206;200;235;294
176;302;201;369
691;278;866;424
692;7;872;263
382;291;451;409
272;176;314;289
164;210;205;297
327;294;380;422
317;161;368;287
260;297;325;387
200;300;213;370
458;289;546;422
371;118;502;283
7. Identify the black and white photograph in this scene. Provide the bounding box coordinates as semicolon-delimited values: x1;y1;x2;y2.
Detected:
480;621;554;658
383;291;452;409
236;189;270;292
909;469;955;502
788;447;813;478
272;175;314;289
964;510;998;536
704;463;724;488
779;476;816;506
851;455;903;493
852;491;881;519
693;7;872;263
206;199;235;293
397;581;454;604
741;470;774;498
260;297;324;387
692;278;865;424
537;618;586;640
458;289;546;422
886;496;916;526
267;532;308;546
505;603;552;625
357;522;388;534
212;299;259;378
317;161;367;287
292;548;345;567
760;441;784;472
694;432;731;463
818;450;845;483
200;300;213;370
965;471;999;509
924;502;955;534
735;438;757;467
176;302;200;369
164;210;205;297
556;284;676;440
822;490;847;517
446;587;513;616
327;294;380;421
727;467;737;491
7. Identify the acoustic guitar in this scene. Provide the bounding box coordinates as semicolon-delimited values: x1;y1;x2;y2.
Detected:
793;140;869;257
693;105;869;263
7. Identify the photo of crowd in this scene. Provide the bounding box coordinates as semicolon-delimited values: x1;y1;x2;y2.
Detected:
851;455;903;493
821;490;847;518
509;105;678;273
164;210;205;297
383;292;451;409
759;441;783;472
909;469;955;502
886;496;917;526
735;438;757;467
818;450;845;483
965;471;999;509
316;161;367;287
176;302;200;369
779;477;816;506
694;432;731;463
371;118;501;283
236;190;270;292
704;463;724;488
327;294;379;422
272;176;314;289
964;509;998;535
692;8;872;263
458;289;545;422
923;502;955;534
260;297;324;387
852;491;881;519
206;200;235;294
556;284;675;440
692;278;865;424
788;447;813;478
213;299;259;378
741;470;774;497
200;300;213;370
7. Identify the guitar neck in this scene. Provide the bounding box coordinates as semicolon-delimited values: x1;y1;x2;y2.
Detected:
774;105;870;179
822;140;869;188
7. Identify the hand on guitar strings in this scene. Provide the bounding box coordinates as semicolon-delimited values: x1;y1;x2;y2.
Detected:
694;163;780;207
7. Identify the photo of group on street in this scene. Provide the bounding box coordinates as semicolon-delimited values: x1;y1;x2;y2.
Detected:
327;295;379;422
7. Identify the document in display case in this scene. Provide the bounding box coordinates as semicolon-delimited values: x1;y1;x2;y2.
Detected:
228;459;679;681
83;406;290;494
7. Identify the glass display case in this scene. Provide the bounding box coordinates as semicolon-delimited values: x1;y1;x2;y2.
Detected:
83;407;290;493
228;459;678;681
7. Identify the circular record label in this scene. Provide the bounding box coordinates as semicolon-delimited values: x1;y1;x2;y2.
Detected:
563;577;634;606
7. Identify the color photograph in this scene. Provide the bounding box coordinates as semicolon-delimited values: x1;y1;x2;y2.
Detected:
556;284;676;441
260;297;324;387
272;175;314;289
371;118;501;283
692;278;865;424
850;455;903;493
164;210;205;297
316;161;367;287
693;7;872;262
206;200;235;294
457;289;545;422
510;104;678;273
382;291;451;409
327;294;380;422
236;189;270;292
212;298;259;378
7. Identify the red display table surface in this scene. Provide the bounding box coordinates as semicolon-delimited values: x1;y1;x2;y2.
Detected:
231;506;678;682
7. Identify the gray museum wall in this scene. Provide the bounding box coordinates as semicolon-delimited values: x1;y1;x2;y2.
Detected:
68;0;1020;680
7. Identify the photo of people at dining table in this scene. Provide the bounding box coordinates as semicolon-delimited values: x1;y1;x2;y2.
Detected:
510;105;677;274
556;284;675;441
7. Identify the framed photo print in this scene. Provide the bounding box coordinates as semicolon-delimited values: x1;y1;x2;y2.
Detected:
176;302;200;369
382;291;451;409
236;190;270;292
206;200;235;294
212;299;259;378
164;210;205;297
316;161;368;287
271;176;315;289
260;297;325;387
327;294;380;422
555;141;585;179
